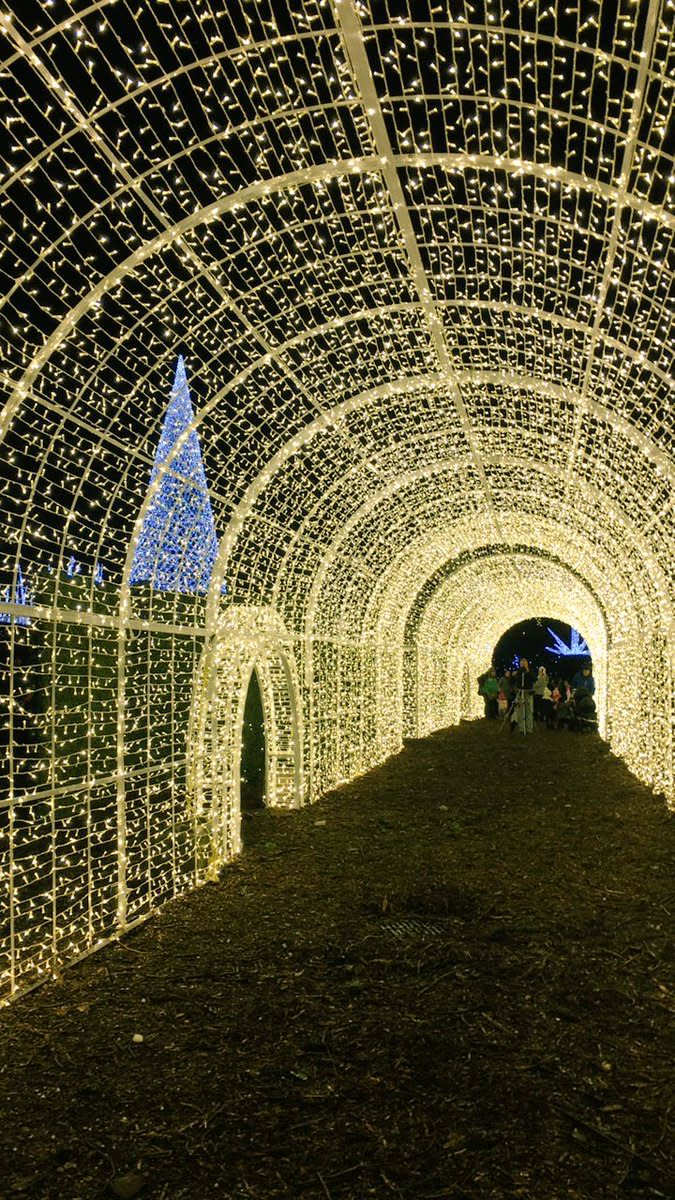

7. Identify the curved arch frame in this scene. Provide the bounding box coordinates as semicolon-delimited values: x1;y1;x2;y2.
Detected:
0;0;673;1007
188;607;304;878
412;568;609;735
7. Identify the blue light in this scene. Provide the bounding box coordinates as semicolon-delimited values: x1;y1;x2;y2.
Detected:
545;627;590;657
130;356;223;595
0;564;31;626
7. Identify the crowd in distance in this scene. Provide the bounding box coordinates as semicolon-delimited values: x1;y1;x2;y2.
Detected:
478;660;597;736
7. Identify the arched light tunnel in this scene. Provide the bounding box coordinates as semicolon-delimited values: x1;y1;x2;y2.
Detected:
0;0;673;1000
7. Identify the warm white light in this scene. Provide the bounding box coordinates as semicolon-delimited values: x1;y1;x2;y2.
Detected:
0;0;672;1002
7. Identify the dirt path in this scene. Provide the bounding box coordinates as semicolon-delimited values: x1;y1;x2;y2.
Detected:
1;721;674;1199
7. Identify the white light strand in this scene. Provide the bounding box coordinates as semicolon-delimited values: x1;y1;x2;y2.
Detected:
0;0;673;1002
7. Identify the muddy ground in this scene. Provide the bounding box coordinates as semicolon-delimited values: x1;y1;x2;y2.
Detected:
0;720;674;1200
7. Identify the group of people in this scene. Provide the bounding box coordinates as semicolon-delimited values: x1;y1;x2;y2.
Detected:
478;660;597;735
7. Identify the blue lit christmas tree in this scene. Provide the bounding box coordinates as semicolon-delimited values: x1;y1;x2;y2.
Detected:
130;356;221;594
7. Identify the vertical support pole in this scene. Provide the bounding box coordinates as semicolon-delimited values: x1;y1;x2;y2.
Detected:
115;601;128;933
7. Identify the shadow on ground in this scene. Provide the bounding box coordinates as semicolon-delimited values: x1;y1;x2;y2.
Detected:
1;721;674;1199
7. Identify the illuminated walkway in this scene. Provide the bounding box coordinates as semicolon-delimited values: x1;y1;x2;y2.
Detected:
1;0;674;1004
1;723;673;1199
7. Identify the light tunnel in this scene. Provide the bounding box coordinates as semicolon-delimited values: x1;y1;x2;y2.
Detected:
0;0;673;1000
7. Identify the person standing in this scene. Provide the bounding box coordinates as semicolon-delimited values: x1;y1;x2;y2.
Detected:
481;666;500;719
498;668;515;717
513;657;535;734
572;663;595;696
540;684;555;728
532;665;548;722
477;668;490;717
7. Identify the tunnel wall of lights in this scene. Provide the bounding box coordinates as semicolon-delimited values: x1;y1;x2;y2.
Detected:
0;0;673;1000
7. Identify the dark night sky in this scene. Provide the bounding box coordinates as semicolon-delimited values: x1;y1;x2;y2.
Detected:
493;617;593;680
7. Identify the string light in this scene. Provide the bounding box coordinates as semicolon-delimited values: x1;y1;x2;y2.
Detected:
0;0;673;1002
129;356;222;595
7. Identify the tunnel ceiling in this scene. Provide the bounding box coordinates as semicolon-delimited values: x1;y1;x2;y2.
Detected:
0;0;674;624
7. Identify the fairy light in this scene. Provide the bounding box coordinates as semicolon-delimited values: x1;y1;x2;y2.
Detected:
129;356;221;595
0;564;31;627
0;0;673;1002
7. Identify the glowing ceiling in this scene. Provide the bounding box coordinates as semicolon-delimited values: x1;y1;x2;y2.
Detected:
0;0;673;997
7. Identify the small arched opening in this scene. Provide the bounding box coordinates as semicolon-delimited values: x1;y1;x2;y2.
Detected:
240;667;266;813
188;609;304;877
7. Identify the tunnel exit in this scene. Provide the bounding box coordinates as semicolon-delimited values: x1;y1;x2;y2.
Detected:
493;617;593;681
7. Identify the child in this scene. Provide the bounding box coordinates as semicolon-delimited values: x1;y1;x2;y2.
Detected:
540;685;555;728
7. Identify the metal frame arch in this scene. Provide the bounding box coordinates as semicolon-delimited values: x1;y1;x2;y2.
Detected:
403;545;613;650
411;561;609;736
4;140;673;443
301;458;672;649
0;0;673;1006
366;517;637;661
205;368;674;638
187;605;304;872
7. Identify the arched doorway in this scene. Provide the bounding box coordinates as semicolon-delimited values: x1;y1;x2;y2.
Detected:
240;668;266;813
188;608;303;877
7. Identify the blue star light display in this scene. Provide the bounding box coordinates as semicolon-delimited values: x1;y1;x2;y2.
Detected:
0;564;31;626
545;627;590;657
130;356;221;594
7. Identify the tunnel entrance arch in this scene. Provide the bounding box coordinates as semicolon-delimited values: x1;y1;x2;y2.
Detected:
188;608;303;877
400;554;609;741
